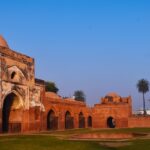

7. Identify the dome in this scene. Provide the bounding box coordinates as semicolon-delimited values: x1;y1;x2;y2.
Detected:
106;92;120;98
0;35;9;48
45;92;61;99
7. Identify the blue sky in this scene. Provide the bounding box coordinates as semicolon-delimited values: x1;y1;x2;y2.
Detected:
1;0;150;110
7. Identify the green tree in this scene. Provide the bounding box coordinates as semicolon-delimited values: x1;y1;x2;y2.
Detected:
137;79;149;115
45;81;59;93
74;90;86;102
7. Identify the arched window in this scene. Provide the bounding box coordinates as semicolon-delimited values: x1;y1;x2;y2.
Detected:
11;71;16;79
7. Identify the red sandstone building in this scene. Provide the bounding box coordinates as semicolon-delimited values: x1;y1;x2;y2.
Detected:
0;36;150;133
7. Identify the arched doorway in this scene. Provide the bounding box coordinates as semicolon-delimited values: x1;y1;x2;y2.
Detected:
65;111;74;129
79;112;85;128
88;116;92;127
2;92;23;133
107;117;116;128
47;110;58;130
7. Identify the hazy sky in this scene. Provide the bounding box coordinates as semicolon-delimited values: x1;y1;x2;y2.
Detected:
1;0;150;110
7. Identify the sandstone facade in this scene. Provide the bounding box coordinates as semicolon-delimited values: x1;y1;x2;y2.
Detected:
0;36;150;133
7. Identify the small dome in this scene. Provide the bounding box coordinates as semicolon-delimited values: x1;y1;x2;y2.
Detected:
0;35;9;48
106;92;120;98
45;92;61;99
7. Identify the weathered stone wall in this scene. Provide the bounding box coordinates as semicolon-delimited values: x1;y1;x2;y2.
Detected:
0;46;44;133
128;116;150;128
42;92;132;130
28;79;45;132
92;104;131;128
91;93;132;128
0;47;33;64
43;92;91;131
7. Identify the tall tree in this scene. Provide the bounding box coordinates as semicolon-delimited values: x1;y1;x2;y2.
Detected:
45;81;59;93
137;79;149;115
74;90;86;102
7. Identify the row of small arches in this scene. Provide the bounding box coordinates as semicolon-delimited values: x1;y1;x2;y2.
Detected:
47;110;92;130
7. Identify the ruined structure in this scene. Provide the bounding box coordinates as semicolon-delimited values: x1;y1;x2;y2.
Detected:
0;36;44;132
0;36;150;133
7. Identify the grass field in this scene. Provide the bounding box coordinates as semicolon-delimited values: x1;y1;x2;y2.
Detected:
0;128;150;150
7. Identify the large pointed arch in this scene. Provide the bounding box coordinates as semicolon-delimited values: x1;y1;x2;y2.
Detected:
2;91;23;133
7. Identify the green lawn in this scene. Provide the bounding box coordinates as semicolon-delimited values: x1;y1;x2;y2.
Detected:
0;128;150;150
47;127;150;135
0;135;108;150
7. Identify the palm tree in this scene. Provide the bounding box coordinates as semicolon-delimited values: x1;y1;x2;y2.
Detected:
137;79;149;115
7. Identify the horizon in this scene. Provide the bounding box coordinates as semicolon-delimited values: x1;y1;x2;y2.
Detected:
1;0;150;110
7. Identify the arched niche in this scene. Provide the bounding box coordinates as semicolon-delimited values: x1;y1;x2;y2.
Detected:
87;116;92;128
47;109;58;130
65;111;74;129
8;66;26;84
79;112;85;128
107;116;116;128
